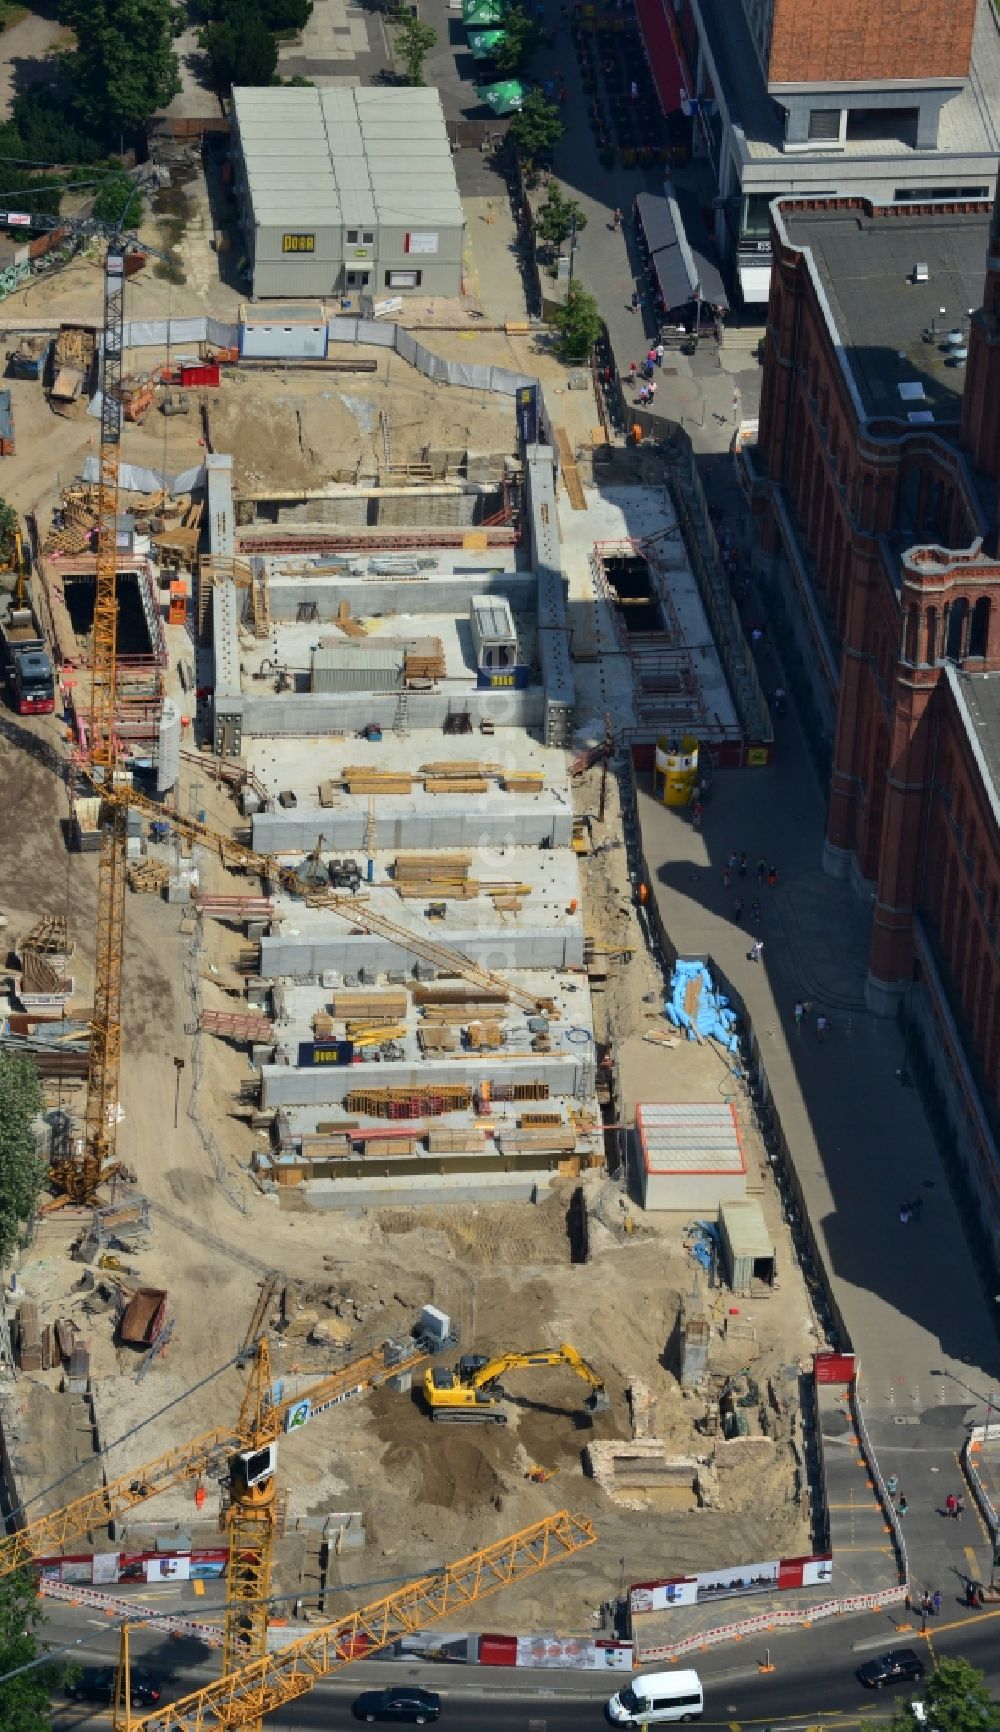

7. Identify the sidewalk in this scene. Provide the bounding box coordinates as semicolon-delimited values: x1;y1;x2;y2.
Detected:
632;480;1000;1605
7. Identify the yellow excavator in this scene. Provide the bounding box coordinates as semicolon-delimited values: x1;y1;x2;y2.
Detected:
423;1344;610;1424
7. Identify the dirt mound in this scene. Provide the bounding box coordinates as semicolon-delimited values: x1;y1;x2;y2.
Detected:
374;1196;573;1267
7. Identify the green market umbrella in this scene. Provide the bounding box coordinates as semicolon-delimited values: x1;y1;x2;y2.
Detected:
476;79;525;114
468;27;508;58
462;0;505;26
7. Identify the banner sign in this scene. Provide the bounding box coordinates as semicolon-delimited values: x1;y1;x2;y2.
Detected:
297;1040;354;1067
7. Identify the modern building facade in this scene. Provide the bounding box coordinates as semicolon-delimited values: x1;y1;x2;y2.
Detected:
231;87;465;301
752;186;1000;1269
652;0;999;302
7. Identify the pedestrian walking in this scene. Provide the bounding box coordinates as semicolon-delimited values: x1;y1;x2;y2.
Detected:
946;1493;957;1518
647;380;656;400
733;899;744;925
656;341;665;367
612;206;622;230
898;1496;908;1518
630;78;638;100
692;800;702;830
794;1000;805;1031
767;864;778;887
816;1013;829;1041
956;1494;965;1521
932;1590;942;1616
886;1473;899;1495
628;360;637;384
722;865;731;889
750;898;761;923
756;857;767;883
647;346;657;369
631;289;640;313
727;850;738;873
738;851;747;877
638;384;649;404
900;1205;910;1225
748;938;764;963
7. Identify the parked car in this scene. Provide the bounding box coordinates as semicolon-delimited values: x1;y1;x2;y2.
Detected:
66;1666;162;1708
352;1686;442;1724
857;1651;925;1689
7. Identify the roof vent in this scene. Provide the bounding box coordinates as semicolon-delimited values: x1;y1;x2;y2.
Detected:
913;262;929;283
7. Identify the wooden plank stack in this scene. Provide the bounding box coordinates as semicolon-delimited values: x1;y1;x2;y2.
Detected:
343;767;413;795
403;638;445;681
418;1025;458;1054
394;853;474;900
16;1301;42;1371
425;778;489;794
502;770;545;793
328;988;409;1020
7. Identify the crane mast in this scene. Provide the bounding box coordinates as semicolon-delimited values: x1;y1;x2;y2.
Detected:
73;249;128;1202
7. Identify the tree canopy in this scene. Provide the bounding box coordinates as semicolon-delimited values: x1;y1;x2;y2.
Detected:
510;89;564;167
869;1656;999;1732
552;280;602;360
201;12;278;89
0;1568;59;1732
390;8;437;86
492;5;540;75
0;1053;44;1274
536;180;587;252
60;0;182;140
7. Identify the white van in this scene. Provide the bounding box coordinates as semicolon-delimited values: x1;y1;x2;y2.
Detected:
608;1670;704;1725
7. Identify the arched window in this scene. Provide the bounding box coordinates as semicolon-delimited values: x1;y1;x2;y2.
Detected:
970;595;991;658
946;596;968;660
925;607;937;664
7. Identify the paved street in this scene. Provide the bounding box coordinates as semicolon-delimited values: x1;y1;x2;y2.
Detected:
45;1590;1000;1729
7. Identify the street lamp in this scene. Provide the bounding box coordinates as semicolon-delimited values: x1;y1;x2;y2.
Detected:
173;1056;186;1130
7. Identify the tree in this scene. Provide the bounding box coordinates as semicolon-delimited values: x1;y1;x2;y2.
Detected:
553;280;602;361
883;1658;998;1732
92;171;143;230
0;1569;61;1732
493;4;539;74
0;1053;44;1275
201;12;278;88
535;180;587;252
510;89;564;168
0;497;18;548
389;8;437;86
60;0;182;141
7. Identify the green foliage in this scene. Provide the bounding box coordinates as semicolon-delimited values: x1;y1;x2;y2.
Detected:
0;498;18;546
510;88;564;166
886;1657;998;1732
389;7;437;85
0;1569;61;1732
200;11;278;88
92;171;143;230
259;0;311;31
492;5;539;74
0;1054;44;1273
60;0;182;140
553;280;602;361
535;180;587;251
11;87;104;164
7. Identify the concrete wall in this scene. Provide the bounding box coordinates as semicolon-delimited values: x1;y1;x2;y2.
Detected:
216;688;545;737
286;1169;554;1208
252;801;574;852
526;448;576;747
262;1051;583;1105
266;572;537;621
259;923;585;978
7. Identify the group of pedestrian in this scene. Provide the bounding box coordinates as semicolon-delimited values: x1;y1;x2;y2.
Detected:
899;1196;925;1225
917;1589;943;1626
944;1492;966;1520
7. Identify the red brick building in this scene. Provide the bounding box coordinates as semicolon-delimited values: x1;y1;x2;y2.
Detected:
755;189;1000;1265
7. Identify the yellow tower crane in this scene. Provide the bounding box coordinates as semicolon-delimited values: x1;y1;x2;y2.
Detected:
114;1511;596;1732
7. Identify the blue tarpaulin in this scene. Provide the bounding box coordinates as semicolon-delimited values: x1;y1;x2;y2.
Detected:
663;959;740;1051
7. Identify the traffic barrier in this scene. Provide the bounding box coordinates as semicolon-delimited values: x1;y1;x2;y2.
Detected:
634;1586;907;1664
962;1424;1000;1545
38;1578;224;1645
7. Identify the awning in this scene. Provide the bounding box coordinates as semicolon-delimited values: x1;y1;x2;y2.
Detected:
635;186;729;314
633;0;685;113
463;0;505;25
476;80;525;114
468;27;507;57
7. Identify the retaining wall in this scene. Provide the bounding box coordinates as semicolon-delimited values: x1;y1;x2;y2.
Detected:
258;924;585;978
266;571;537;621
261;1051;582;1106
252;802;574;854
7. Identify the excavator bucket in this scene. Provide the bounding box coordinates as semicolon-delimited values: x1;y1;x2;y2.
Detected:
586;1389;610;1416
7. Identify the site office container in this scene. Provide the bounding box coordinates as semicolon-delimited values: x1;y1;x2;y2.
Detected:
239;301;330;359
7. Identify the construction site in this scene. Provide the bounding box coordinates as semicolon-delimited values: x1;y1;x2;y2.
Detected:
0;272;816;1662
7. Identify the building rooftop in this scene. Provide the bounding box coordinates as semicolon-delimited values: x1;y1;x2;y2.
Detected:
636;1102;746;1176
954;667;1000;826
693;0;1000;171
775;203;990;423
232;86;465;231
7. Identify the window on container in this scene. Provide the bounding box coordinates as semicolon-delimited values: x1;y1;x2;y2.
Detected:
386;269;421;288
362;230;374;244
807;108;841;141
346;229;359;243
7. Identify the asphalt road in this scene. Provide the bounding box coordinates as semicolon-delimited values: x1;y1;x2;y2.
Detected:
43;1599;1000;1731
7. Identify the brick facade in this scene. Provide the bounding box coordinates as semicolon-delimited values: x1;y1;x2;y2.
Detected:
767;0;976;85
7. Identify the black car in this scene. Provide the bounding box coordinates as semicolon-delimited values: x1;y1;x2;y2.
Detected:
66;1666;162;1709
857;1650;926;1689
352;1686;442;1724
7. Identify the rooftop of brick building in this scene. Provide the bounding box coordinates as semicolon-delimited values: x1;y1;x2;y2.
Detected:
775;202;990;423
